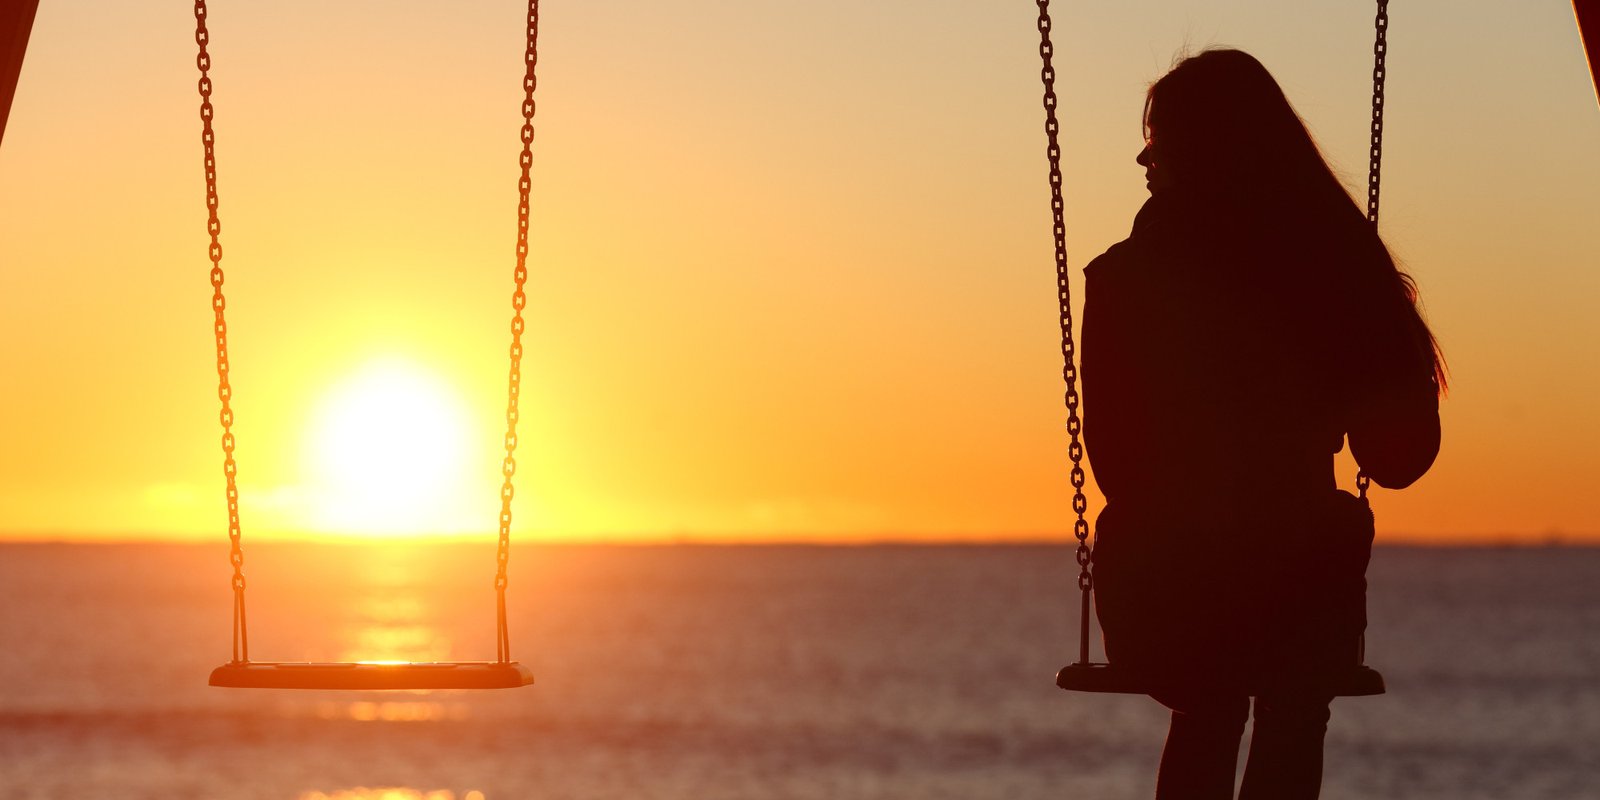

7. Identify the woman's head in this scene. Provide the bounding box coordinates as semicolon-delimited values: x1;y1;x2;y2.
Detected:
1141;48;1447;391
1141;49;1341;208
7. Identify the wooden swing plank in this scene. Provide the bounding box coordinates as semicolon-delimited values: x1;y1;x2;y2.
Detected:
209;661;534;690
1056;662;1386;697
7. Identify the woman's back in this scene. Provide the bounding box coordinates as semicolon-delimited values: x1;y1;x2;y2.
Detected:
1081;189;1420;508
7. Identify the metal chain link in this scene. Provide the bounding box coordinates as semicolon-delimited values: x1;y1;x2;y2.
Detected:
1358;0;1390;503
194;0;248;664
1366;0;1388;227
1035;0;1093;665
495;0;540;664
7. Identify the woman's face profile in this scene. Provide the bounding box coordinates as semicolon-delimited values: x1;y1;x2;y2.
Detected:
1136;138;1173;196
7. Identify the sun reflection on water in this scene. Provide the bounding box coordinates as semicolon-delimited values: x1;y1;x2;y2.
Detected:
340;623;452;663
314;701;469;722
336;547;455;665
359;595;427;623
296;789;484;800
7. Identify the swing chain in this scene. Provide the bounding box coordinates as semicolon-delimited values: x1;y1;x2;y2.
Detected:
1357;0;1390;503
495;0;540;664
1035;3;1093;612
194;0;248;664
1366;0;1388;227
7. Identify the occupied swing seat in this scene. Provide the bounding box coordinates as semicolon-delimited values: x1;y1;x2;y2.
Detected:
1056;661;1384;696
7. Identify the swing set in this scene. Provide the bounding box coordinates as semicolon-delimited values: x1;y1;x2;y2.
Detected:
1;2;1597;693
1046;3;1397;698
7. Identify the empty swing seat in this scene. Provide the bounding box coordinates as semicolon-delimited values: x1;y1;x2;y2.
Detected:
209;661;534;690
1055;662;1385;697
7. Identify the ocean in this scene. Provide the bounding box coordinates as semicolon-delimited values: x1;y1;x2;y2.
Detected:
0;542;1596;799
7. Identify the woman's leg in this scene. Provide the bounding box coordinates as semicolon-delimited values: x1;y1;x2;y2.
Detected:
1236;693;1334;800
1150;691;1249;800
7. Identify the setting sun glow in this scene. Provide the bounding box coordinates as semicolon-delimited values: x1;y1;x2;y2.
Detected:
2;1;1597;542
305;359;482;538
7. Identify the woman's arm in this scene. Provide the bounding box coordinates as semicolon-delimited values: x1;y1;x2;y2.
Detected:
1081;243;1177;501
1347;369;1441;490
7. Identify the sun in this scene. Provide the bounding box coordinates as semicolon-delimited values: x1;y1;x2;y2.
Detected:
304;358;484;537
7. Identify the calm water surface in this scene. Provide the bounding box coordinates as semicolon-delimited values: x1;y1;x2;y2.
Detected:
1;542;1596;799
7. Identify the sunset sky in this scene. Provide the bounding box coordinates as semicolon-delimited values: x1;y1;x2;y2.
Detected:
1;0;1596;543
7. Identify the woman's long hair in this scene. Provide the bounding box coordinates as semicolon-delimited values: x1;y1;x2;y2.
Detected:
1145;48;1446;391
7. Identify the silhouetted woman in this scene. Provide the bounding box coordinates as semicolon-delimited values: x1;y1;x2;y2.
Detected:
1082;49;1444;800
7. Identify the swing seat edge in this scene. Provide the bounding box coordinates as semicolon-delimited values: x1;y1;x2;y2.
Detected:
1055;662;1386;697
209;660;535;690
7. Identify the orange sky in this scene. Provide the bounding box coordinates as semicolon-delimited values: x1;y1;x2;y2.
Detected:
1;1;1597;543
